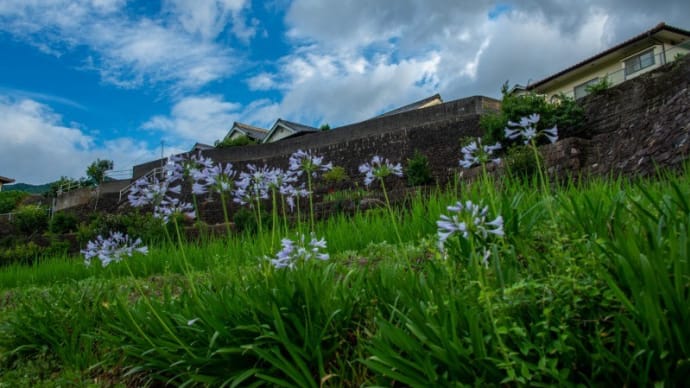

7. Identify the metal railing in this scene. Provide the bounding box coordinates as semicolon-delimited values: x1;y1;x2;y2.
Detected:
106;169;133;180
56;180;84;196
118;167;164;202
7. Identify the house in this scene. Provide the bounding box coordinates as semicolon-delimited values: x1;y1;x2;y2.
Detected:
376;94;443;117
262;119;320;143
190;142;214;152
0;175;15;192
526;23;690;100
223;122;269;143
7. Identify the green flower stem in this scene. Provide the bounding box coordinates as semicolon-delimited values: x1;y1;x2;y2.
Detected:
270;187;279;251
379;177;402;245
307;173;315;233
219;191;231;238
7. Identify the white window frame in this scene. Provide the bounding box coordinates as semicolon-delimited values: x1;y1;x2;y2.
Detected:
573;77;601;99
624;49;656;77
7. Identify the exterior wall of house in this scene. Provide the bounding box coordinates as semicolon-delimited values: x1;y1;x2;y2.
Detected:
539;43;690;100
264;126;294;143
228;130;244;140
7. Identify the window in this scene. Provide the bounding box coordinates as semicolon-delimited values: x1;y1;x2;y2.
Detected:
573;77;600;99
624;49;655;76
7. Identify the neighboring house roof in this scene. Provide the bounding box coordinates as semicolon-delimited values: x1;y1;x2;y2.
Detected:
377;94;443;118
527;23;690;91
225;121;269;142
262;119;320;143
0;175;15;184
191;142;214;151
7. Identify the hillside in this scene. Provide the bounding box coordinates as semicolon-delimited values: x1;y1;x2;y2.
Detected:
4;182;51;194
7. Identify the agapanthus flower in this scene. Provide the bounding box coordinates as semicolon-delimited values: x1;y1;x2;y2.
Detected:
154;196;195;223
165;152;215;195
358;155;403;186
127;175;169;208
234;164;271;206
459;138;502;169
437;200;504;251
281;184;310;211
504;113;558;144
270;233;330;269
204;162;237;194
81;231;148;267
288;149;333;177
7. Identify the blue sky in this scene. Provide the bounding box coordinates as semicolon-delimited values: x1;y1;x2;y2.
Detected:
1;0;689;184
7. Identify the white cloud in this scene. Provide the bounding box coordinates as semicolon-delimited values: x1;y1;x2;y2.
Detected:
0;95;157;184
163;0;252;41
251;0;674;126
0;0;250;91
142;95;241;145
242;51;441;126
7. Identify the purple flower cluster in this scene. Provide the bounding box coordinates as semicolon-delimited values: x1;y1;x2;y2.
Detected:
270;233;330;269
289;149;333;177
459;138;502;169
81;231;148;267
358;155;403;186
437;200;504;251
504;113;558;145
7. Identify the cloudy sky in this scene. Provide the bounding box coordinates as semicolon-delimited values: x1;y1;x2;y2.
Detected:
1;0;688;184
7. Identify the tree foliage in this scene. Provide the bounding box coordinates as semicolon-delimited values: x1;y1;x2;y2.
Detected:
214;135;257;148
86;159;114;185
480;82;584;144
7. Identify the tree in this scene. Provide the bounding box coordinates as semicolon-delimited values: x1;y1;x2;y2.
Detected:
320;123;331;131
86;159;114;186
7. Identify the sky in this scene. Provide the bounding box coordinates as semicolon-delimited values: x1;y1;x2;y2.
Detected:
1;0;689;184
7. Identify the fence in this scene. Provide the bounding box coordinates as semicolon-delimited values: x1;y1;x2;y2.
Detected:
118;167;164;202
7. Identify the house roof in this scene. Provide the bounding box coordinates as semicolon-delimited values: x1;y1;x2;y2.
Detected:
229;122;269;141
191;142;214;151
0;176;15;184
377;94;443;117
527;23;690;91
263;119;320;143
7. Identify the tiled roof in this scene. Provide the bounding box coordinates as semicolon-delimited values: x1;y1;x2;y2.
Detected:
233;122;269;140
0;175;15;184
377;94;443;117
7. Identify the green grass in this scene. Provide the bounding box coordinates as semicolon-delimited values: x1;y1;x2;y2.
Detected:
1;168;690;386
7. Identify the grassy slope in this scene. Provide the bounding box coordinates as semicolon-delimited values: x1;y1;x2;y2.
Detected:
1;169;689;386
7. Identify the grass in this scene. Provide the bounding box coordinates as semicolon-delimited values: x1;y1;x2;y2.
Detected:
1;167;689;386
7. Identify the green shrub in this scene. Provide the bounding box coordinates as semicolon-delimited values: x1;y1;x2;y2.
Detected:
12;205;48;235
323;166;349;184
504;145;541;180
214;135;257;148
49;212;79;234
481;87;584;144
0;191;28;213
0;241;42;266
585;77;611;95
76;212;168;245
233;208;271;234
405;150;433;186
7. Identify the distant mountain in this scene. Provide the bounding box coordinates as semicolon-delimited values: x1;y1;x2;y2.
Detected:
4;182;51;194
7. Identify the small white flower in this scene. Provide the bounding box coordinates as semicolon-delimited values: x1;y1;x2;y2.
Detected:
269;233;330;269
459;138;502;169
81;231;148;267
359;155;403;186
436;200;504;251
504;113;558;145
